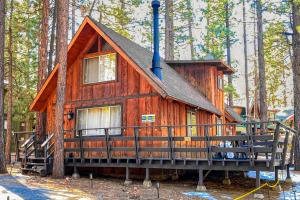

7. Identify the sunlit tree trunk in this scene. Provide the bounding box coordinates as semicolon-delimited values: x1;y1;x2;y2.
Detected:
0;0;6;173
256;0;268;126
36;0;49;142
165;0;174;60
225;1;233;106
52;0;69;178
186;0;194;59
243;0;250;121
71;0;75;36
5;0;14;164
291;0;300;170
48;0;57;73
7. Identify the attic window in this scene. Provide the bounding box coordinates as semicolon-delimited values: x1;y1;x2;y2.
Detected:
217;76;224;90
83;53;116;84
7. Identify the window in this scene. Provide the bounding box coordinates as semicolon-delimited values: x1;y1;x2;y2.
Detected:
216;117;222;136
77;105;121;136
217;76;224;90
187;111;197;136
83;53;116;84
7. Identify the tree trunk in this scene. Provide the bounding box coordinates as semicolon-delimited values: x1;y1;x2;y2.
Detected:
164;0;174;60
52;0;69;178
225;1;233;107
253;6;258;120
48;0;57;74
88;0;97;16
36;0;49;142
243;0;250;121
5;0;14;164
291;0;300;170
71;0;75;36
256;0;268;125
0;0;6;173
186;0;194;59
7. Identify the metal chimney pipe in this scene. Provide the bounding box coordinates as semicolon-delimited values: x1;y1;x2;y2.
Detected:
151;0;162;80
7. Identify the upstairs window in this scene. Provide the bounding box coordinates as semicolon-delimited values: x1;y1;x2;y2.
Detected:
217;75;224;90
187;111;197;136
83;53;116;84
77;105;121;136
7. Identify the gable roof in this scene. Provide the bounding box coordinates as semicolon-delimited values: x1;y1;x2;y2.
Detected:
225;105;243;123
30;17;222;115
165;60;235;74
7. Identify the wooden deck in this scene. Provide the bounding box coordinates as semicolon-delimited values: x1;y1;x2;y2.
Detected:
61;121;295;172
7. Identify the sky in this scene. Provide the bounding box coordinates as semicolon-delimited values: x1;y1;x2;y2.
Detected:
71;0;294;109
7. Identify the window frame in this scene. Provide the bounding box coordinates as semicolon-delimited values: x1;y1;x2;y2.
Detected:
75;104;123;137
216;117;223;136
82;52;118;85
186;110;197;137
217;75;224;90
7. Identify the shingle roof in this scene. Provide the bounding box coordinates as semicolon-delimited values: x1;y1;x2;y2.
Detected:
90;17;222;115
225;105;244;122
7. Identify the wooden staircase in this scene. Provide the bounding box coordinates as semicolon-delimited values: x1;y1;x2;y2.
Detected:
18;133;54;177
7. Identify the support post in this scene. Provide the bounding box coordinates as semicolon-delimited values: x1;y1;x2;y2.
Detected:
286;164;292;183
72;166;80;179
124;167;132;186
196;169;206;191
275;167;279;182
273;167;282;191
143;168;152;187
256;170;260;188
222;170;231;185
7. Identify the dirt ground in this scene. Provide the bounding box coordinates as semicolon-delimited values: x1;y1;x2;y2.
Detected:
0;165;299;200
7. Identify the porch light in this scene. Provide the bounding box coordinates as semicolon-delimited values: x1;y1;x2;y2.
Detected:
67;110;74;120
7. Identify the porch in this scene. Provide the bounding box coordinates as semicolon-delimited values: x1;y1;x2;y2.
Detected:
15;121;296;190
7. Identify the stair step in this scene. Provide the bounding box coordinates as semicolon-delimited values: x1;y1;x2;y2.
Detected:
26;162;46;166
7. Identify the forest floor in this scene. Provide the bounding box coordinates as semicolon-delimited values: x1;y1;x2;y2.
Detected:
0;165;299;200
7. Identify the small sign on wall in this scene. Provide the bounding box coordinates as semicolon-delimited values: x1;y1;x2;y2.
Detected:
142;114;155;123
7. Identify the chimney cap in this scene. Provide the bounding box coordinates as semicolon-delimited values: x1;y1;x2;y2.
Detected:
152;0;160;7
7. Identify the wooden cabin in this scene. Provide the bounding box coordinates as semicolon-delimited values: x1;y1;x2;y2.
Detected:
29;16;242;160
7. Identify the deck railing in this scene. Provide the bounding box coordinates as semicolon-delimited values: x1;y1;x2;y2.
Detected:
63;121;296;170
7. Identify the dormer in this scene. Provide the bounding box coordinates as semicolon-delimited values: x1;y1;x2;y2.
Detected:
166;60;234;112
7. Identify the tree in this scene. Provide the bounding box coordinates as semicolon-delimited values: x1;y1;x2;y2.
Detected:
291;0;300;170
165;0;174;60
0;0;6;173
48;0;57;73
242;0;250;121
36;0;49;141
225;0;233;106
256;0;268;124
5;0;14;164
71;0;76;36
52;0;69;178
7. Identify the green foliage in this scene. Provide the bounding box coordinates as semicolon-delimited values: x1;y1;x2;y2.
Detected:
5;0;40;130
264;21;291;107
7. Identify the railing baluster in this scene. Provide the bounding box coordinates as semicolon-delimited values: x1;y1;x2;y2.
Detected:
134;127;140;164
105;128;111;163
270;123;280;168
205;126;212;166
79;130;83;162
167;126;174;164
282;130;290;166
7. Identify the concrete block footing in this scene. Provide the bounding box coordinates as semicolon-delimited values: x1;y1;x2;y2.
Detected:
143;180;152;188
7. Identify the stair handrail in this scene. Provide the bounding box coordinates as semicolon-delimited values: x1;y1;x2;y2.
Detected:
21;134;35;148
41;133;54;148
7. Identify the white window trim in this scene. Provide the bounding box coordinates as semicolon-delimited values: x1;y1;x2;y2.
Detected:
83;53;117;84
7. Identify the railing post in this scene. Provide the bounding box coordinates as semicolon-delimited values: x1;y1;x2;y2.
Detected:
134;127;140;164
105;128;111;163
167;126;174;164
270;123;280;168
281;130;290;166
205;126;212;166
79;130;83;162
14;132;19;162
